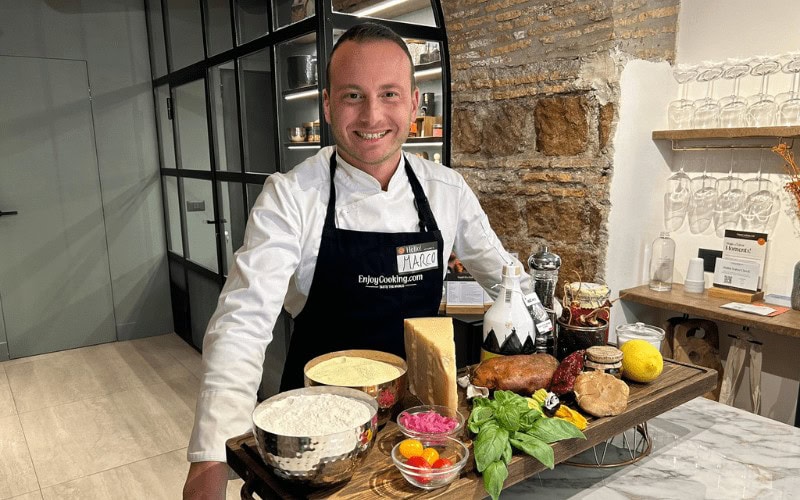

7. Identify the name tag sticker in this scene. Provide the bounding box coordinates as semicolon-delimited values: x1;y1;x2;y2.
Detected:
396;242;439;275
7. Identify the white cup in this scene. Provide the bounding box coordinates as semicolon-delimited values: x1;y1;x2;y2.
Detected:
684;257;706;293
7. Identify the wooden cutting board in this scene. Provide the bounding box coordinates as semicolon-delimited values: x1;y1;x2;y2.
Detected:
664;318;723;400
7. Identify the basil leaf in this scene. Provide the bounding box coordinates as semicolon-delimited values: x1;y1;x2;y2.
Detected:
468;406;495;434
527;416;587;443
493;390;515;405
502;439;513;465
472;397;493;408
510;433;555;469
475;423;508;472
494;403;521;432
518;408;542;432
483;460;509;500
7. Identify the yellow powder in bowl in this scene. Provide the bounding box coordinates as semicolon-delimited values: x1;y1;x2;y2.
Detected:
307;356;404;386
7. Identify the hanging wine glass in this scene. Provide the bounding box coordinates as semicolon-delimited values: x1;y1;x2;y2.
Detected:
692;65;724;129
747;58;781;127
718;62;751;128
741;152;781;232
688;153;717;233
668;66;698;129
713;152;746;236
663;158;692;231
778;54;800;126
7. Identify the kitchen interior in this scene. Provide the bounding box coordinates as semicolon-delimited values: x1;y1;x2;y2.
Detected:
1;0;799;499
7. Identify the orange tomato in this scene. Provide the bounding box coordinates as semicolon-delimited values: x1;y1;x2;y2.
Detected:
420;447;439;465
398;439;424;459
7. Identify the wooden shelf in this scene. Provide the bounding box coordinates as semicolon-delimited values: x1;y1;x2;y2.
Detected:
619;284;800;339
652;126;800;141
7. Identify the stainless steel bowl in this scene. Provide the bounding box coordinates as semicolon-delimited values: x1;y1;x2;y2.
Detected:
303;349;407;427
251;386;378;487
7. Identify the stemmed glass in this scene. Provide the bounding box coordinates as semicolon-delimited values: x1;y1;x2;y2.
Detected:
668;66;698;129
741;153;781;231
663;160;692;231
692;65;724;128
718;62;751;128
688;154;717;233
747;58;781;126
713;153;746;236
777;55;800;125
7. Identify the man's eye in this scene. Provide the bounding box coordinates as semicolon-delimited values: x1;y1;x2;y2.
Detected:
346;93;361;100
385;92;399;98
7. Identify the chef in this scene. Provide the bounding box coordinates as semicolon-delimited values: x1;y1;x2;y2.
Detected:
183;22;526;499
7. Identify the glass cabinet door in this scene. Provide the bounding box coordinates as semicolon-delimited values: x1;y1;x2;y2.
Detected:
239;49;279;174
277;34;320;172
331;0;437;27
403;38;444;163
208;62;242;172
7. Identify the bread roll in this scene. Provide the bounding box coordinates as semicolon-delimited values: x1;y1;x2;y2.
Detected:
574;371;629;417
472;354;559;395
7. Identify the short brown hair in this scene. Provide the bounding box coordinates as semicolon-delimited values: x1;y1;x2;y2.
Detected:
326;22;416;92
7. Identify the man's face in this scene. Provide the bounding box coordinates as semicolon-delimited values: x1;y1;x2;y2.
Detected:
323;40;419;173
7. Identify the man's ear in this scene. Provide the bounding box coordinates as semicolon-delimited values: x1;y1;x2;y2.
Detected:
411;86;420;117
322;88;331;124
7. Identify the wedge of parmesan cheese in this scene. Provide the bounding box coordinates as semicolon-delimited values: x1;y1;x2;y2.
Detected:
403;317;458;410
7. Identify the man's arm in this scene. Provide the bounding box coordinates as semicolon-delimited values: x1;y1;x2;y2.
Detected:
183;461;228;500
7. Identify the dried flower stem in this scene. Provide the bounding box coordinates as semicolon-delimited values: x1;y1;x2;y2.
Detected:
771;143;800;217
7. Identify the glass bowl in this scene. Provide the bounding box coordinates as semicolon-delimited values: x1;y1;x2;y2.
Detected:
391;436;469;490
396;405;464;441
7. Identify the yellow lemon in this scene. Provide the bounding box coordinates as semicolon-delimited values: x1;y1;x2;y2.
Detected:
620;339;663;383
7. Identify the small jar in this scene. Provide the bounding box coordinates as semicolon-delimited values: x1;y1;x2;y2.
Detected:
304;121;321;142
583;345;623;379
433;124;443;137
615;321;665;351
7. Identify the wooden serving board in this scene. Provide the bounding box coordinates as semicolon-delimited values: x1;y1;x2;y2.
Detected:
227;358;717;500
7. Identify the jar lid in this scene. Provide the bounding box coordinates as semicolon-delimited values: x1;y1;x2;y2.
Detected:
566;282;610;299
528;245;561;271
585;345;623;363
615;321;665;340
302;121;314;127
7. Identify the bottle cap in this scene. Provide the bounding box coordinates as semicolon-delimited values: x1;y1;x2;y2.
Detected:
501;263;521;277
528;245;561;271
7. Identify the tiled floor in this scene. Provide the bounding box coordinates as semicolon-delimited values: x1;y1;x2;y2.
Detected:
0;333;243;499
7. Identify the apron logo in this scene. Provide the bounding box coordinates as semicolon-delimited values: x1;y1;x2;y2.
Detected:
358;273;423;289
396;242;438;275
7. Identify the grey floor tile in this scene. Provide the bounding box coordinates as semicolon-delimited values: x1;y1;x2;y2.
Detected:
0;414;39;499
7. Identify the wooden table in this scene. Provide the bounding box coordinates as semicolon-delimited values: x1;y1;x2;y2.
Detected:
226;359;717;499
619;284;800;339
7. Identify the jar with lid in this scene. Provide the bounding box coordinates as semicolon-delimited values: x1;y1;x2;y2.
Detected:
583;345;623;379
304;121;321;142
563;282;611;331
528;245;561;310
481;263;535;360
615;321;665;351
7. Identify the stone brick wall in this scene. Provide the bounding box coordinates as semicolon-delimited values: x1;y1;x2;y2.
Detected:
441;0;678;292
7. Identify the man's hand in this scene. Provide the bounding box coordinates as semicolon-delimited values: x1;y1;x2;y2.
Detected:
183;461;228;500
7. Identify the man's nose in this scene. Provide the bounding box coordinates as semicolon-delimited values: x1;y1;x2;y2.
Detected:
361;97;382;121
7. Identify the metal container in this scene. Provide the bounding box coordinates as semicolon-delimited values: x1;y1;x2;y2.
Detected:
287;55;317;89
304;349;407;428
528;245;561;310
615;321;665;350
252;386;378;487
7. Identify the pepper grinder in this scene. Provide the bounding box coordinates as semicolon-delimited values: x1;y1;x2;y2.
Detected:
528;245;561;310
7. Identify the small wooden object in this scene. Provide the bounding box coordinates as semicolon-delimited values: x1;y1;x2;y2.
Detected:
707;286;764;303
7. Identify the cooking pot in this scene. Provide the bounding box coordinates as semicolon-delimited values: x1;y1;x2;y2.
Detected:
287;55;317;89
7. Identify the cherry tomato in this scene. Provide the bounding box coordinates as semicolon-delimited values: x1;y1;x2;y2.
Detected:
432;457;453;469
420;447;439;465
398;439;424;459
405;455;432;484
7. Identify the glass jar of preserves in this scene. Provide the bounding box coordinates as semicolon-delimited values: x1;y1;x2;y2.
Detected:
583;345;623;379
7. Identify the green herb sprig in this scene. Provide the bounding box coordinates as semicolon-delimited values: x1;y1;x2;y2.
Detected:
468;390;585;500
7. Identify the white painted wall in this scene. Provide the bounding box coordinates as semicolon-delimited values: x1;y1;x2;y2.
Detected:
0;1;173;340
607;0;800;425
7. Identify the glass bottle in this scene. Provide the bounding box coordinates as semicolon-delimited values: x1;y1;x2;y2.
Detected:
649;232;676;292
528;245;561;310
792;260;800;311
481;263;535;360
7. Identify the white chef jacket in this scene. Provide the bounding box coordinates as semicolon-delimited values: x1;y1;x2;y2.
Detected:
187;146;527;463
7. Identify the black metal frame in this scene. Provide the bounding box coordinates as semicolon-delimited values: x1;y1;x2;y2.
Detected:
145;0;451;348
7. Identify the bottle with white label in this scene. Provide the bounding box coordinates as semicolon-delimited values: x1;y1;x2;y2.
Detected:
649;232;675;291
481;263;535;360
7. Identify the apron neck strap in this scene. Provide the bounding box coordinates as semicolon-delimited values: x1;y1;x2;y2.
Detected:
325;151;439;232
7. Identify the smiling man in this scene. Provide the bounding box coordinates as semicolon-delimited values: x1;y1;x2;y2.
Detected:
183;23;526;499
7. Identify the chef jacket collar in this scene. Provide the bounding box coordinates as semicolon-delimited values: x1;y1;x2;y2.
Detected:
333;149;406;194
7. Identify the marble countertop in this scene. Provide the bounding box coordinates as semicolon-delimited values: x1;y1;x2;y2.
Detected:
504;397;800;499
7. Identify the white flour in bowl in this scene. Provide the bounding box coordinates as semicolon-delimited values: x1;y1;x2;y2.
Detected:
254;394;371;436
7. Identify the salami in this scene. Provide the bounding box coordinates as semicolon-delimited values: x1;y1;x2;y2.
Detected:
549;349;585;395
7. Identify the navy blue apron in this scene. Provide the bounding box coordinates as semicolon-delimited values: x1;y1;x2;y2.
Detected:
280;152;444;391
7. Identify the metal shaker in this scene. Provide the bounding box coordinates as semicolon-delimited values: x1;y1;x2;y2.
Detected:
528;245;561;310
